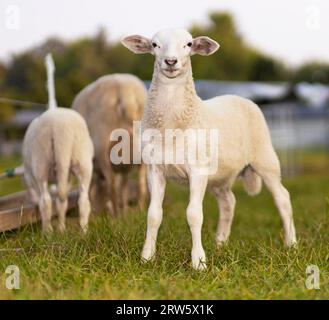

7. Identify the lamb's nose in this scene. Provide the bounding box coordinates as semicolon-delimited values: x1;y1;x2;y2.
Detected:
165;58;178;66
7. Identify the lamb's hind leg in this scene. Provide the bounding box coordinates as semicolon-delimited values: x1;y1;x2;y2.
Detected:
55;167;69;232
74;162;92;233
213;186;236;246
24;172;39;204
56;195;68;232
103;166;119;217
252;153;297;247
38;181;53;233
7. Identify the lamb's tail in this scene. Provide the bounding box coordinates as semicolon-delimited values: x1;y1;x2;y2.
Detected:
241;166;262;196
45;53;57;110
44;53;70;199
1;56;57;180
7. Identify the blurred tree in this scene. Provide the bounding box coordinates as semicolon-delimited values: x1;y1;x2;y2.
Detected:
190;12;251;80
0;10;328;118
107;43;154;80
0;63;6;87
0;63;14;122
0;102;14;122
4;53;47;103
293;62;329;84
32;37;66;59
190;12;289;81
247;51;290;81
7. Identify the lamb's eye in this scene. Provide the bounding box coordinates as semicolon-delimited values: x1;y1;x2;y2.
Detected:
152;42;158;48
187;42;192;47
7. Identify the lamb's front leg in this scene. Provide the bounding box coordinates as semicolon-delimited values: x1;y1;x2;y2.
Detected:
187;173;208;270
141;165;166;262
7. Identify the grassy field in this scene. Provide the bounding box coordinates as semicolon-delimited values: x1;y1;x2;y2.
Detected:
0;156;328;299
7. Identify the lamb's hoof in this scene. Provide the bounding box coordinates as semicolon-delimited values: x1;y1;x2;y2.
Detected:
193;260;207;271
216;238;228;248
192;249;207;271
42;224;53;234
58;224;66;233
106;201;119;218
141;246;155;263
285;238;298;248
80;225;88;235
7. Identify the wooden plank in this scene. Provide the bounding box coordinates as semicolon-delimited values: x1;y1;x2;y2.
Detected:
0;190;79;232
0;191;28;211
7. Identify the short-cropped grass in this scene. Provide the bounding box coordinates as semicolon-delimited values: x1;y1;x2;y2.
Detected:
0;156;328;299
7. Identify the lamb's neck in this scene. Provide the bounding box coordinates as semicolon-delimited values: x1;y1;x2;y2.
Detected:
146;62;200;128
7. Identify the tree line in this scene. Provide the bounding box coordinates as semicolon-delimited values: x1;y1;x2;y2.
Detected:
0;12;328;121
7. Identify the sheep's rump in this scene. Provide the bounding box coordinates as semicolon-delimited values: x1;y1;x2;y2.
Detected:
72;74;146;170
72;73;146;124
22;108;93;183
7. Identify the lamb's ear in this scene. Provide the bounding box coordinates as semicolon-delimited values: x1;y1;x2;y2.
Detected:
121;35;152;54
191;36;220;56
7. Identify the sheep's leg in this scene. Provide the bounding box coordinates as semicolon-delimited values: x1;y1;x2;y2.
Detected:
55;167;69;232
38;182;53;233
253;161;297;247
187;173;208;270
141;165;166;262
89;176;97;204
138;164;147;209
98;153;119;216
74;163;92;233
264;175;296;246
114;173;129;212
89;172;103;212
56;197;68;232
105;169;119;217
24;173;39;204
213;187;236;246
29;188;39;204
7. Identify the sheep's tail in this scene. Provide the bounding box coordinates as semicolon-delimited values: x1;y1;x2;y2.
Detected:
45;53;58;110
241;166;262;196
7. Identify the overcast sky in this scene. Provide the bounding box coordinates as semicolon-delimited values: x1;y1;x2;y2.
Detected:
0;0;327;65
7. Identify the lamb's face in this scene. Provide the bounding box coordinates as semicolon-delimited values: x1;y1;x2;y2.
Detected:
122;29;220;79
151;29;193;79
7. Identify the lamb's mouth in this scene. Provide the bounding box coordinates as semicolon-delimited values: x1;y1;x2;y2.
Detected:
162;67;180;78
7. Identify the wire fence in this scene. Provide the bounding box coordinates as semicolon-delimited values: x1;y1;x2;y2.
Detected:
0;97;47;109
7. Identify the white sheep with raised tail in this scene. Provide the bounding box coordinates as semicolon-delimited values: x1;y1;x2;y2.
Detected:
122;29;297;270
22;54;94;233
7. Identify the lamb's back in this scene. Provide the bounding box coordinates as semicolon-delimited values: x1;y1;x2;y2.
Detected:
202;95;272;173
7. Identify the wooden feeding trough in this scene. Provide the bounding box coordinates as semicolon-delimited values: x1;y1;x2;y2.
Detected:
0;164;142;233
0;190;79;232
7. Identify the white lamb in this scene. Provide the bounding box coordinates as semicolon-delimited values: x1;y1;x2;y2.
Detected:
22;54;94;233
122;29;297;270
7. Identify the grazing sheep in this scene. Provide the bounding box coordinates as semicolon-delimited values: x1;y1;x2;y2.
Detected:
22;54;94;233
122;29;297;270
72;74;147;216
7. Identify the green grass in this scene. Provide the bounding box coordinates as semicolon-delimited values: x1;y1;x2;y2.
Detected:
0;156;328;299
0;156;24;196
